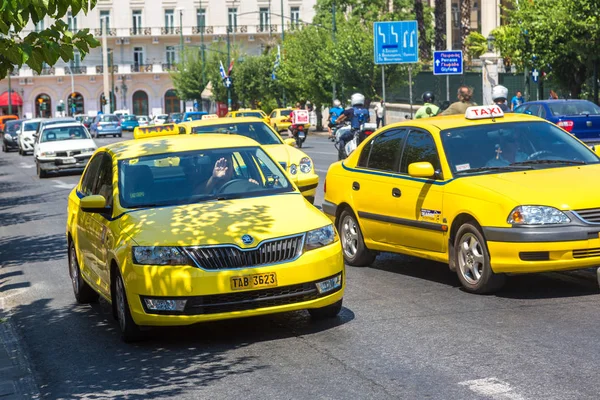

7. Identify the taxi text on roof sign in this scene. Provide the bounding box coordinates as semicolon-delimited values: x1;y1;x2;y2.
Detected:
201;114;219;120
465;105;504;120
133;124;179;139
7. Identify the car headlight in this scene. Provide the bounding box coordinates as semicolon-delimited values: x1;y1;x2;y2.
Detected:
81;148;96;154
508;206;571;225
132;246;190;265
289;164;298;175
4;133;11;140
40;151;55;157
299;157;312;173
305;225;338;250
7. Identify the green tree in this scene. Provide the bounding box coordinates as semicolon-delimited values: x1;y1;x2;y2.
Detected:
204;44;241;107
0;0;99;77
170;48;209;104
234;52;282;111
465;31;487;60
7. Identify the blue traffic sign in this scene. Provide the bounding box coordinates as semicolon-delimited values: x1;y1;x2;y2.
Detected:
433;51;463;75
374;21;419;65
531;69;539;83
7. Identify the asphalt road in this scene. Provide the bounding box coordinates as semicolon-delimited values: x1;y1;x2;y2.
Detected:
1;132;600;399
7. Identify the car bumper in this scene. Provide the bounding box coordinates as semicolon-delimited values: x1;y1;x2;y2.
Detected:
19;138;34;151
484;225;600;273
122;242;344;326
38;156;92;171
3;138;19;149
294;174;319;200
96;128;122;135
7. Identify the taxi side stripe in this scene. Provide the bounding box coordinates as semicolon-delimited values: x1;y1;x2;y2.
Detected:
358;211;447;232
341;162;453;186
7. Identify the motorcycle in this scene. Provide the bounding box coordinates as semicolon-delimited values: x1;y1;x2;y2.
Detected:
334;122;377;161
289;124;307;148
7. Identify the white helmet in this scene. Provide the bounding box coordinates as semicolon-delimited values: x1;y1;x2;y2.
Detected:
492;85;509;102
333;99;341;107
351;93;365;106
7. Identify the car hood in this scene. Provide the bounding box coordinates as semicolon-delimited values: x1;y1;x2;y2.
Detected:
37;139;96;152
119;193;328;247
264;144;309;167
460;164;600;210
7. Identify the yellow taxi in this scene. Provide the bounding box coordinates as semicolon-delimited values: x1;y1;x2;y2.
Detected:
66;134;344;342
225;108;270;125
323;105;600;294
269;107;310;133
173;117;319;203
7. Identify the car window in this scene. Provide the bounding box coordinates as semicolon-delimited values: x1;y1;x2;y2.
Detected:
41;126;90;142
240;112;263;118
4;121;21;133
548;101;600;116
23;121;41;131
270;111;276;118
94;154;114;206
191;122;283;145
118;147;292;208
80;153;104;196
358;129;407;171
100;115;119;123
124;116;137;121
399;130;441;176
280;110;292;117
514;105;528;114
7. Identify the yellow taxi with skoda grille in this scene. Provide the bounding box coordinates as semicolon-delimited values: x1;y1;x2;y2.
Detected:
175;117;319;203
66;134;344;342
323;105;600;294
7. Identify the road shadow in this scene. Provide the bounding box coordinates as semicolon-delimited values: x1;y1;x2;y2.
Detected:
0;188;66;211
10;296;354;399
0;210;61;227
370;252;461;288
42;169;84;179
0;233;66;268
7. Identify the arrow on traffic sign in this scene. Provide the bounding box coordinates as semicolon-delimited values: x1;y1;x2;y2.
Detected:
435;59;440;66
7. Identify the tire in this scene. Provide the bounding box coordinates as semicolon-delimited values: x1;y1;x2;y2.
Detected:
68;241;99;304
2;143;5;152
454;223;506;294
296;138;303;148
118;133;122;138
338;209;376;267
308;299;343;319
114;271;144;342
36;162;47;178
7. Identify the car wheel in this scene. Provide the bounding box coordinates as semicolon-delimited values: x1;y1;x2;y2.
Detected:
68;241;99;304
114;271;144;342
18;147;22;155
308;299;343;319
2;143;5;152
118;134;122;138
274;124;278;132
454;222;506;294
36;162;47;178
338;209;376;267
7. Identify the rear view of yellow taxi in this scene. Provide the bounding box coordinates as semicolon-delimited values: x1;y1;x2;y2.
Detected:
66;135;344;342
324;105;600;294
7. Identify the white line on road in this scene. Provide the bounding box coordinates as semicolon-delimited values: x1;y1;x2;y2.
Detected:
315;169;329;174
459;378;526;400
19;162;35;169
52;180;76;190
305;150;336;156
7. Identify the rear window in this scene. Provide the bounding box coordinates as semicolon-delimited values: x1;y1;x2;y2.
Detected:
240;112;263;118
548;101;600;116
124;116;137;121
100;115;119;122
280;110;292;117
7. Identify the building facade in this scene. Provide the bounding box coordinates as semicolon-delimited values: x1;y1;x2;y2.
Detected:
2;0;316;118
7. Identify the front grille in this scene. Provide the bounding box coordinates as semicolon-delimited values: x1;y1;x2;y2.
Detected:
519;251;550;261
184;234;304;270
574;208;600;223
573;247;600;259
56;150;82;157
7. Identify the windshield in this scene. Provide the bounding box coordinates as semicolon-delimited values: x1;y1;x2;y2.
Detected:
190;122;283;145
23;121;41;131
185;113;204;121
548;101;600;116
170;113;183;120
239;112;264;118
100;115;119;123
118;147;292;208
124;116;137;121
5;121;21;133
40;126;91;142
441;121;600;175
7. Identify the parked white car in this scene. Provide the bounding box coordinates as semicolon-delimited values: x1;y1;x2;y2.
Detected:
136;115;150;126
152;114;168;125
18;118;45;155
34;122;97;178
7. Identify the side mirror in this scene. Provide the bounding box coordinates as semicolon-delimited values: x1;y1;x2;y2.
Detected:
408;162;435;178
284;138;296;146
80;195;109;213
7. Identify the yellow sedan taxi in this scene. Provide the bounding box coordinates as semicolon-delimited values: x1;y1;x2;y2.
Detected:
66;134;344;342
176;117;319;203
323;105;600;294
225;109;271;125
269;107;310;133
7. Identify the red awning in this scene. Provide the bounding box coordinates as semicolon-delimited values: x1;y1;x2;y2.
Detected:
0;91;23;107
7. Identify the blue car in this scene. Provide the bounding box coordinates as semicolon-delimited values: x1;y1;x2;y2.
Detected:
167;111;208;123
90;114;122;138
121;115;139;131
515;100;600;143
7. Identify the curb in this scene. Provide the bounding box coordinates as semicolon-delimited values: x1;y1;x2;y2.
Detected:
0;298;40;399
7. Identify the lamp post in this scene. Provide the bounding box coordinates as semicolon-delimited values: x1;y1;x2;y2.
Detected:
178;8;184;61
7;68;12;115
227;26;232;111
121;75;127;110
199;0;206;111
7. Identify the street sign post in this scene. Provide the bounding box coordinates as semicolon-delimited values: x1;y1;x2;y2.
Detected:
433;51;463;75
373;21;418;118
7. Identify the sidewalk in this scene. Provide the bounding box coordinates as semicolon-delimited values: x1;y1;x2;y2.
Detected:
0;299;39;399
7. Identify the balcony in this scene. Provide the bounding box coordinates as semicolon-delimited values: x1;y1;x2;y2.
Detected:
130;27;152;36
192;26;214;34
162;63;177;72
161;27;181;35
34;67;55;76
95;65;118;73
68;66;87;74
94;28;117;36
131;64;153;73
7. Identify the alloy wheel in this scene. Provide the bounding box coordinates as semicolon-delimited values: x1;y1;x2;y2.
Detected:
341;215;359;259
457;233;485;285
115;277;127;332
69;245;80;295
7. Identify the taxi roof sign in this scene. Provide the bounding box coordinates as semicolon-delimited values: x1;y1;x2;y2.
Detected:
201;114;219;120
133;124;180;139
465;105;504;120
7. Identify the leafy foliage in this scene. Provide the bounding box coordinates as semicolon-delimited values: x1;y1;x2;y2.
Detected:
0;0;99;77
171;48;209;102
465;31;487;60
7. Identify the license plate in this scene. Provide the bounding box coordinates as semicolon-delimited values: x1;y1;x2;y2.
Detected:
298;131;306;139
230;272;277;290
62;157;76;164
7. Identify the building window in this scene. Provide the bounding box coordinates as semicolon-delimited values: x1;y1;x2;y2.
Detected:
290;7;300;25
228;8;237;30
67;12;78;31
100;10;110;30
133;47;144;70
196;8;206;30
165;9;175;33
166;46;176;66
132;10;142;35
34;20;44;32
70;51;81;68
259;8;270;31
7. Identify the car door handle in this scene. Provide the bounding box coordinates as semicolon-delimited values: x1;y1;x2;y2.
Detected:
352;182;360;191
392;188;401;197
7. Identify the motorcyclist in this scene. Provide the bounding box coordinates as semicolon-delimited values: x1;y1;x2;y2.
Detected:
287;102;302;139
492;85;512;113
415;91;440;119
327;99;344;141
335;93;370;147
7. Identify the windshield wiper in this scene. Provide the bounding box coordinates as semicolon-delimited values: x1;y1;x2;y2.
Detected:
511;159;587;166
456;165;533;174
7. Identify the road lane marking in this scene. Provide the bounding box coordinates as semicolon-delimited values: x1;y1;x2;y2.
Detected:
459;378;526;400
305;150;337;156
315;169;329;174
52;180;76;190
19;162;35;169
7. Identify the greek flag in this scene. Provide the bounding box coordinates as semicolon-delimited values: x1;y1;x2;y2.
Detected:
219;60;227;80
271;45;281;80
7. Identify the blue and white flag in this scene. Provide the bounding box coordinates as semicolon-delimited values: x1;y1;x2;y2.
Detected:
271;45;281;80
219;60;227;80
